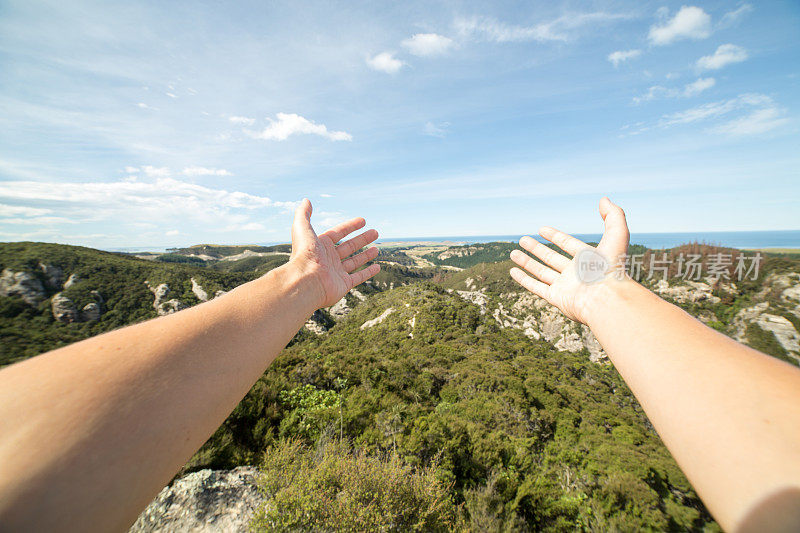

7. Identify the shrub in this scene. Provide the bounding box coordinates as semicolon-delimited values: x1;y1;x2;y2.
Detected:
251;439;466;532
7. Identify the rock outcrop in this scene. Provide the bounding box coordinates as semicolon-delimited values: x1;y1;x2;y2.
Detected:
39;263;63;289
0;269;46;306
63;273;81;289
51;293;79;323
130;467;263;533
145;281;187;316
653;280;721;305
191;278;209;302
81;302;102;322
360;308;395;330
304;310;330;335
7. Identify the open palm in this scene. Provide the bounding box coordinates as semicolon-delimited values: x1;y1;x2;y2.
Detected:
289;199;381;308
509;197;630;325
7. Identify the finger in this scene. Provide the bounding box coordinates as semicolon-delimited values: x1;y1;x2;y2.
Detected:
598;197;630;257
349;263;380;288
321;217;366;244
519;236;570;273
291;199;316;258
538;226;587;257
510;267;550;301
510;249;558;284
342;246;378;273
337;229;379;259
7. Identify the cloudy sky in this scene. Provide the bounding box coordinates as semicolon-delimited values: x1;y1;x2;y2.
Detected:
0;0;798;248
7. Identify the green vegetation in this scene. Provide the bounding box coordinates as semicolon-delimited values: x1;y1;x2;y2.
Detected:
155;253;207;265
5;239;800;530
422;242;518;268
251;439;464;532
166;244;291;258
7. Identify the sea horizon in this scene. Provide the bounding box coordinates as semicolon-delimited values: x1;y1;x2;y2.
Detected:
87;229;800;254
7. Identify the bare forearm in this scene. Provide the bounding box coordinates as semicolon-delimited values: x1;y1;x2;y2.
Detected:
0;263;319;531
586;279;800;531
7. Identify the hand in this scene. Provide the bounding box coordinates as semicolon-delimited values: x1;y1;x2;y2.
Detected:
288;199;381;308
509;197;630;325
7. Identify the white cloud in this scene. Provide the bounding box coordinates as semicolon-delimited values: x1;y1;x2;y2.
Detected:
719;4;753;28
0;177;294;242
607;49;641;67
124;166;139;174
0;204;53;216
401;33;454;56
696;44;748;71
648;6;711;45
141;165;170;177
166;92;177;98
633;77;715;103
683;77;716;96
660;93;788;136
136;102;153;109
165;229;180;236
423;121;449;137
456;12;627;43
245;113;352;142
320;193;333;198
229;115;256;126
181;166;233;176
713;107;790;136
366;52;404;74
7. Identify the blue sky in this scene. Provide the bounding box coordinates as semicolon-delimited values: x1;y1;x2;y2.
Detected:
0;0;798;248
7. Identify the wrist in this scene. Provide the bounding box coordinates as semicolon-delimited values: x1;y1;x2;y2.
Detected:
583;275;642;330
261;260;325;313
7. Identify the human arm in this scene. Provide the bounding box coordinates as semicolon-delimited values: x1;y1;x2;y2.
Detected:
509;197;800;532
0;199;380;532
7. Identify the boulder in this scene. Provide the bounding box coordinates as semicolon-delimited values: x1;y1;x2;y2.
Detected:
81;302;102;322
51;293;79;323
39;263;63;289
158;299;187;316
130;467;263;533
63;273;81;289
0;269;46;306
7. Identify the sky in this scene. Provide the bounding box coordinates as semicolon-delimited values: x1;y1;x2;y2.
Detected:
0;0;799;249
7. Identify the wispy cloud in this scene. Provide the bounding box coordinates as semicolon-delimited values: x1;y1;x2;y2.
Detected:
719;4;753;29
660;93;788;136
181;166;233;177
648;6;711;45
456;12;627;43
696;44;748;71
366;52;404;74
634;77;715;103
423;121;449;138
228;115;256;126
401;33;454;56
245;113;352;142
608;49;641;67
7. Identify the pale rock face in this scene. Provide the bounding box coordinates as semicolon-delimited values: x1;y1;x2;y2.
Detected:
733;302;770;342
145;281;187;316
51;293;79;323
81;302;102;322
130;467;262;533
304;310;329;335
456;290;489;314
360;308;395;330
191;278;209;302
329;297;351;320
0;269;46;306
39;263;63;289
756;314;800;355
214;290;228;299
653;279;721;304
63;273;81;289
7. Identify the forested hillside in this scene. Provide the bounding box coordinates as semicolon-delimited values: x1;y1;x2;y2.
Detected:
3;240;800;530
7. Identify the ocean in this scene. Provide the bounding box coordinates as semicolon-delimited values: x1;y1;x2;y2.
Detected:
376;230;800;250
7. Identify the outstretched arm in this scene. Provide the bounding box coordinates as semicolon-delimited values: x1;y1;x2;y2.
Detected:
0;199;380;532
509;198;800;532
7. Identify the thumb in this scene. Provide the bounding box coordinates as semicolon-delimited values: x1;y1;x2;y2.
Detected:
598;197;630;258
291;198;316;256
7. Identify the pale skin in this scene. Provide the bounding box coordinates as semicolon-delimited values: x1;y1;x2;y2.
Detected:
510;197;800;532
0;199;380;532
